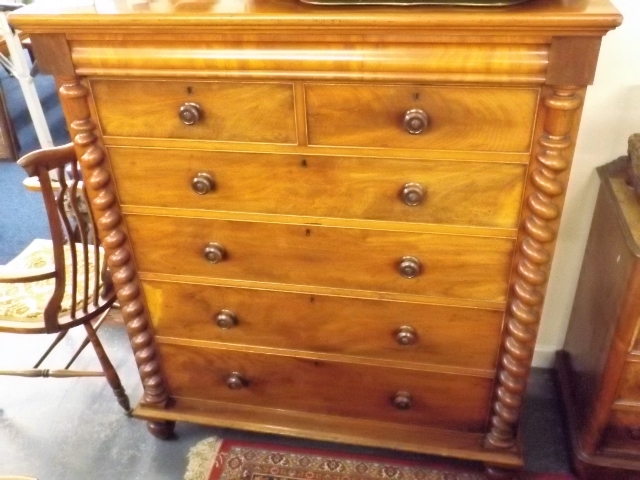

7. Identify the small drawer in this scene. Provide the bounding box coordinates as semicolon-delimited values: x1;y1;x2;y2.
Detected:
90;79;297;144
157;342;493;432
126;214;514;303
144;280;504;370
109;147;526;230
616;361;640;404
306;84;538;153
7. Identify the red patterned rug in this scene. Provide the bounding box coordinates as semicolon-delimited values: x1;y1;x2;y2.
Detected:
184;437;574;480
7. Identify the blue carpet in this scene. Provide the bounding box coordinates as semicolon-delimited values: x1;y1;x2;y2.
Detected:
0;68;70;264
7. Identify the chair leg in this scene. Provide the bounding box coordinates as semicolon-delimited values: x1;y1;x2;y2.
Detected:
33;329;69;368
65;309;110;370
83;322;132;415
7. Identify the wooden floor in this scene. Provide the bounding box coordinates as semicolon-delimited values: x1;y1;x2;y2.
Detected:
0;321;572;480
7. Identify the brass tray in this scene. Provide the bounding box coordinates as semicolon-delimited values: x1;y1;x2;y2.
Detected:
300;0;529;6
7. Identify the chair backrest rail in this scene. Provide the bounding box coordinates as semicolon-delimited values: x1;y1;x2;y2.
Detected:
39;164;65;332
5;143;114;335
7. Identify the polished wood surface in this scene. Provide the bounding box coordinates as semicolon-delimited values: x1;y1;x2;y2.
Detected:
56;77;172;412
64;40;553;84
10;0;621;32
125;214;514;302
602;409;640;455
108;147;527;229
485;85;584;450
0;88;18;161
91;79;297;144
144;280;504;371
615;361;640;405
134;397;522;466
157;341;493;432
9;0;621;475
558;158;640;479
305;84;538;153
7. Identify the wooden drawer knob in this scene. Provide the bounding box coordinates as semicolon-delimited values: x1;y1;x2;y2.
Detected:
393;391;412;410
226;372;247;390
204;242;226;264
179;102;202;125
396;326;418;346
403;109;429;135
401;183;425;206
192;172;215;195
398;256;421;278
215;310;238;329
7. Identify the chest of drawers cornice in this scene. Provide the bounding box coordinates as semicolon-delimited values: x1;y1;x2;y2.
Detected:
10;1;620;476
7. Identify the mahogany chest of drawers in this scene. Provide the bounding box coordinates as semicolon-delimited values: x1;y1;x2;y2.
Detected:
10;1;620;477
558;144;640;479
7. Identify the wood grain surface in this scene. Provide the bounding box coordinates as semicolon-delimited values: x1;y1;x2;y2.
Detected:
125;213;514;302
306;84;538;153
108;147;526;229
157;341;494;432
143;279;504;371
90;79;297;144
9;0;621;471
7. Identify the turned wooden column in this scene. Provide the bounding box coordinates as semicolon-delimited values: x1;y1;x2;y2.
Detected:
485;86;584;450
56;76;175;439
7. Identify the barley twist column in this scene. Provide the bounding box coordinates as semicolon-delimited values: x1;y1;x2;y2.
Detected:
485;87;583;450
58;76;174;439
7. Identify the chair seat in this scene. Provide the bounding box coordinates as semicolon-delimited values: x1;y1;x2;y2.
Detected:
0;239;99;328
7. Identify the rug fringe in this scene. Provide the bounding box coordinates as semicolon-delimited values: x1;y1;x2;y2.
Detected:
184;437;224;480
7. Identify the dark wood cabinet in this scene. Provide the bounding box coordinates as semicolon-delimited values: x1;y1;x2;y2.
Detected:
0;87;18;161
558;146;640;479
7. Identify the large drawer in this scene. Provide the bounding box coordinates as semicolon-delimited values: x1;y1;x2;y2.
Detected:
306;84;538;153
109;147;526;230
158;342;493;432
144;280;504;370
126;214;514;302
90;79;297;144
601;409;640;454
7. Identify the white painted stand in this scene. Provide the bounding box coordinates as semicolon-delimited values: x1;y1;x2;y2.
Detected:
0;9;53;150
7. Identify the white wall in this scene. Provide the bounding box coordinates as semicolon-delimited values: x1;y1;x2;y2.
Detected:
533;0;640;367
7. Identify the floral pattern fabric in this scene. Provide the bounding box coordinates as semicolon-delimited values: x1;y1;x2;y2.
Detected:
0;239;98;322
212;444;485;480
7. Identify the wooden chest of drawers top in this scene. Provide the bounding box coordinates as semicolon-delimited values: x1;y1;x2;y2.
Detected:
12;0;620;86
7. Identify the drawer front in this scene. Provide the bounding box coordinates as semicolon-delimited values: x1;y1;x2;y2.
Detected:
601;410;640;454
91;79;297;144
127;215;514;302
110;147;526;230
158;342;493;432
616;361;640;404
306;84;538;153
144;280;504;370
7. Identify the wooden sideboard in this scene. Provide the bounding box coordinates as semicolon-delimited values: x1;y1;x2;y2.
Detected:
557;145;640;479
0;86;18;161
9;1;621;477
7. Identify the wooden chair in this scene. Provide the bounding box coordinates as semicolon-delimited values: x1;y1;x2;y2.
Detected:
0;143;131;413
